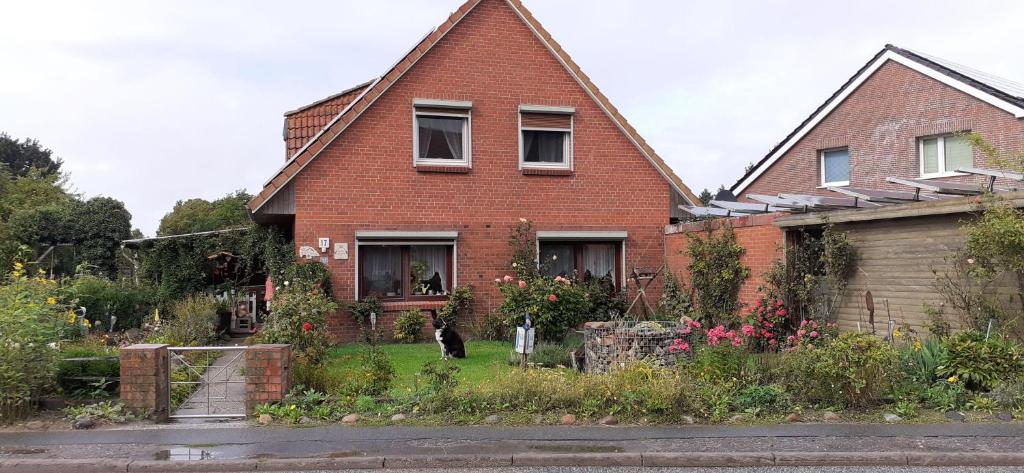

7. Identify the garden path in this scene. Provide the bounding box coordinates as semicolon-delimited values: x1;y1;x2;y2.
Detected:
171;341;247;422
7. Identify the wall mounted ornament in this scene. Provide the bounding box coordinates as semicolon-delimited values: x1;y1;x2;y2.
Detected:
299;246;320;260
334;243;349;260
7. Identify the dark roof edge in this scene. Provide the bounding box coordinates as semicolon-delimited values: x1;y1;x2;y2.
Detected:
283;79;377;117
885;44;1024;109
728;47;889;193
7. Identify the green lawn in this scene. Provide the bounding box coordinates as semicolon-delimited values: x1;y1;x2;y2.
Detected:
324;341;511;393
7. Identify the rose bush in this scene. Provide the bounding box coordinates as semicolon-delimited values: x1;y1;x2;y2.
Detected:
497;275;590;342
254;285;337;366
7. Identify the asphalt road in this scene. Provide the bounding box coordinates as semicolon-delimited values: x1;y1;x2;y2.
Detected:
262;468;1024;473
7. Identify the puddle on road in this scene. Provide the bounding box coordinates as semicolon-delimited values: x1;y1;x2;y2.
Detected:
1;447;47;455
154;447;215;461
530;444;624;453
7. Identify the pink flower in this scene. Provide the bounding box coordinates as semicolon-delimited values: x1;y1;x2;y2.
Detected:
731;337;743;347
689;320;702;329
518;280;527;289
776;299;784;307
810;331;818;338
769;338;778;346
547;294;558;302
302;322;312;332
741;324;755;337
799;320;807;328
494;278;502;283
776;309;787;316
682;327;692;335
787;335;795;343
503;275;514;283
797;329;806;337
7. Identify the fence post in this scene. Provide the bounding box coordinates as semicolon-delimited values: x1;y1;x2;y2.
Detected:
245;344;292;415
119;344;170;422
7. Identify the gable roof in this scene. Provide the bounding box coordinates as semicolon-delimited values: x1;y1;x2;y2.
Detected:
282;80;373;158
249;0;699;213
731;44;1024;195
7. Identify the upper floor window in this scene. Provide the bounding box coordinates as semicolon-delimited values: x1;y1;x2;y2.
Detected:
413;100;471;167
820;147;850;186
919;133;972;177
520;105;574;170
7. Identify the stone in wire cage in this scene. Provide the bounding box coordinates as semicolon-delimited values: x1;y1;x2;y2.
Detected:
583;320;687;374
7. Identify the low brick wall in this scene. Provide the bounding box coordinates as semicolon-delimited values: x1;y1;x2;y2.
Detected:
119;344;170;421
245;344;292;414
665;214;784;309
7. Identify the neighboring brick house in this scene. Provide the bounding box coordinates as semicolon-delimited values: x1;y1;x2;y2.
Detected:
732;45;1024;200
248;0;699;341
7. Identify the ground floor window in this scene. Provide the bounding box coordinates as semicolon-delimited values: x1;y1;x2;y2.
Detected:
359;243;453;301
538;241;621;289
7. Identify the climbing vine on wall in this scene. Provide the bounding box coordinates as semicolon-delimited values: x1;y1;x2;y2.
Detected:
686;222;750;326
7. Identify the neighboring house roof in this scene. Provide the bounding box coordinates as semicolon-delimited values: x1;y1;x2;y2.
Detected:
249;0;699;213
731;44;1024;195
282;80;374;158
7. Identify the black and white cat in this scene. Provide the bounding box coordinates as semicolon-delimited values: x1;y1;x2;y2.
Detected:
432;314;466;359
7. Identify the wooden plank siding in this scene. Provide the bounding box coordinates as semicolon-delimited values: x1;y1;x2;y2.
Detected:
829;214;1021;335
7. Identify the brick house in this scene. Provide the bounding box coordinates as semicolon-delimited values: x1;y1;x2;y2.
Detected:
248;0;699;341
732;44;1024;200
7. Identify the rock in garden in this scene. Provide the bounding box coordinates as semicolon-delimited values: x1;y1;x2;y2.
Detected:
341;414;360;424
728;414;745;423
995;411;1014;422
944;411;965;422
484;414;501;424
257;414;273;425
680;415;695;425
25;421;45;430
560;414;576;425
822;411;841;422
72;417;95;430
784;413;801;423
882;413;902;423
598;415;618;426
391;414;407;422
299;416;311;425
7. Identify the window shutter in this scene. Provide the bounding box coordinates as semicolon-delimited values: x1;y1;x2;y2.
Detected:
521;112;571;129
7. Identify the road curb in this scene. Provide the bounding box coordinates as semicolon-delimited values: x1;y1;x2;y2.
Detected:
7;451;1024;471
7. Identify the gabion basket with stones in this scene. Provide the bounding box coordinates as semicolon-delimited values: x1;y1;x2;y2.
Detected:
583;320;687;374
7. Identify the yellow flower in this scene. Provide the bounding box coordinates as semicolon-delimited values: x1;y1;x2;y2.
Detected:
892;329;903;339
46;297;57;305
82;319;92;329
948;376;958;383
14;262;23;270
67;311;77;325
913;340;922;352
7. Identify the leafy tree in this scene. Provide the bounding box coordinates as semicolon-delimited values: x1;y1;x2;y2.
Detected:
0;133;63;178
157;190;251;236
686;223;750;325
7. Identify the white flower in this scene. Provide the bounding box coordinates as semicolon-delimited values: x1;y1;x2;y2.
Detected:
519;218;527;223
47;342;58;350
512;262;517;268
551;254;558;261
283;281;290;286
967;258;975;264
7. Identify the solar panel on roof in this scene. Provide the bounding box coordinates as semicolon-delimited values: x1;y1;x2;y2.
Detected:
885;177;988;195
956;167;1024;181
709;200;788;214
779;193;880;209
679;206;734;218
827;186;935;203
746;194;809;210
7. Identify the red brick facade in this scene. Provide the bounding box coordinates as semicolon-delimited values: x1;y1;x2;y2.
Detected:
665;214;783;309
738;60;1024;200
280;0;683;341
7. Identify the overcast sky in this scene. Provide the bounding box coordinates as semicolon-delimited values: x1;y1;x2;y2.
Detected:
2;0;1023;235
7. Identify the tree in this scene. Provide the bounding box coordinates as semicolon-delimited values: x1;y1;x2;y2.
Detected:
0;134;62;178
698;188;713;205
157;190;251;236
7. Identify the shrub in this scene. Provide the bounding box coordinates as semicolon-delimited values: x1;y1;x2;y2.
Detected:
284;261;333;298
149;294;219;346
732;384;791;415
787;333;901;407
581;277;626;321
393;309;426;343
656;272;693;320
498;275;590;342
63;401;135;424
474;310;510;341
922;380;968;412
254;289;337;365
686;223;749;326
56;339;119;397
937;330;1023;391
415;360;460;397
347;347;395;396
348;296;383;343
293;360;347;394
67;275;157;330
437;285;474;327
901;337;945;385
511;342;572;368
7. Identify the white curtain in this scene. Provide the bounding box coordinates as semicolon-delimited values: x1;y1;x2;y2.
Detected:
583;244;616;280
418;116;463;160
361;246;402;297
410;245;448;293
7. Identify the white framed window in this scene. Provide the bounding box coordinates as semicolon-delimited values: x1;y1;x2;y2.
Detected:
354;230;459;301
413;100;471;167
919;133;972;178
820;147;850;187
519;105;573;170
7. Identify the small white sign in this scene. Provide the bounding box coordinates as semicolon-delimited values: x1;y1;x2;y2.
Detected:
318;237;330;253
514;327;536;354
299;246;319;260
334;242;349;260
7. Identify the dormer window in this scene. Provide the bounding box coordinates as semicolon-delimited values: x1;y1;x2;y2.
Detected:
520;105;574;171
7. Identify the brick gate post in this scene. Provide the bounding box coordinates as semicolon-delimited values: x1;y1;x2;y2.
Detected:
245;344;292;414
119;343;170;422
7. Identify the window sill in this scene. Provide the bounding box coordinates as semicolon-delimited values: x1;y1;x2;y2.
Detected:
817;181;849;188
522;168;573;176
416;165;471;174
381;300;447;312
919;172;968;180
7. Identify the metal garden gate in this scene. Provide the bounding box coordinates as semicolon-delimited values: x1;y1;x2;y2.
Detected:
167;346;247;419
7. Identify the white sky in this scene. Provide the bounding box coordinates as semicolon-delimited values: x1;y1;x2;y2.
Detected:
1;0;1023;235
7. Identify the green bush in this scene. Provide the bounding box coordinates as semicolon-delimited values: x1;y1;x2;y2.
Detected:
732;384;791;415
293;360;347;394
393;309;427;344
786;332;901;407
148;294;219;346
56;339;119;397
686;223;750;326
498;275;591;342
254;289;337;365
937;331;1023;391
415;360;460;397
64;401;135;424
67;275;157;329
901;337;945;385
656;272;693;320
284;261;333;298
474;310;510;341
348;296;383;342
347;347;395;396
436;285;474;327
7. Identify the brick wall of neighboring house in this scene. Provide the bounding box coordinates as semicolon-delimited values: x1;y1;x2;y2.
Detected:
292;0;673;342
665;214;784;311
739;60;1024;200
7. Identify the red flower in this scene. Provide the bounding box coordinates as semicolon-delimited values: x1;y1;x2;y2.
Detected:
302;322;312;332
776;309;787;316
547;294;558;302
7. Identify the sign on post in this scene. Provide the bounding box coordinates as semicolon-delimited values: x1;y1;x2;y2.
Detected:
514;326;535;354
